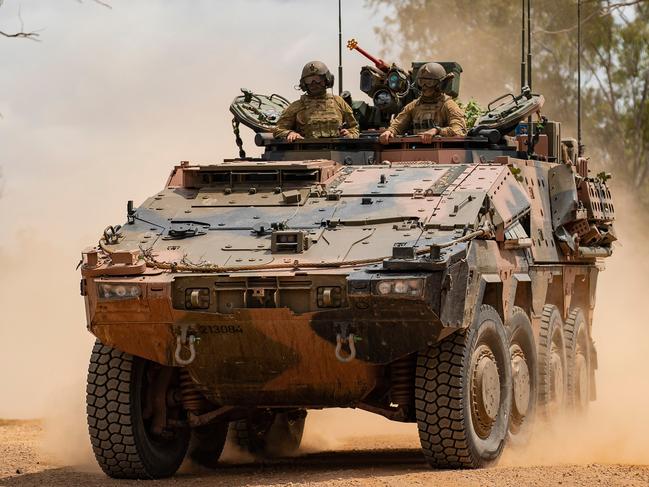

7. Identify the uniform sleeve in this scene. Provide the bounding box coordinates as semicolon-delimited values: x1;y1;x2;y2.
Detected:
439;99;467;137
273;101;301;139
336;96;360;138
387;101;415;136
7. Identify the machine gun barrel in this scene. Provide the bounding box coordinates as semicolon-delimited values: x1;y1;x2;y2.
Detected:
347;38;390;72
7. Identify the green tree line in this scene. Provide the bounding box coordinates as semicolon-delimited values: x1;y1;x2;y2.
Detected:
369;0;649;209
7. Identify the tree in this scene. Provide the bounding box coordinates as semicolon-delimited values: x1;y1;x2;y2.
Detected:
0;0;110;40
368;0;649;208
0;0;39;40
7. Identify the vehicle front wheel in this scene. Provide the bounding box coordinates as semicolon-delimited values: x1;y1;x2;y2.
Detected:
86;341;189;479
415;304;512;468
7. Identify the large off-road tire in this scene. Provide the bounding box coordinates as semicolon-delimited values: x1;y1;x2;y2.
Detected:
564;308;591;413
231;410;307;456
506;307;538;446
188;421;228;469
415;304;512;469
86;341;190;479
538;304;568;417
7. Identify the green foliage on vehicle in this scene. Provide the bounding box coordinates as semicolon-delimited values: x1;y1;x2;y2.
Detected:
457;98;485;129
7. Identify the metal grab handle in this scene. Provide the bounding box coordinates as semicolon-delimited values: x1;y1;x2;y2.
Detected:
269;93;289;104
174;328;197;366
335;333;356;363
487;92;517;111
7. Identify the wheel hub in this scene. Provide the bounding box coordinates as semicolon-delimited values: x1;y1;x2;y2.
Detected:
472;346;501;438
511;349;530;418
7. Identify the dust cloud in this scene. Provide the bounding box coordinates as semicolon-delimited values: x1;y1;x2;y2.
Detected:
502;190;649;466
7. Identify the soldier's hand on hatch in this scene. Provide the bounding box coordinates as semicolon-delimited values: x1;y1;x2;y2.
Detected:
379;130;394;145
339;128;350;137
286;131;304;143
419;128;440;144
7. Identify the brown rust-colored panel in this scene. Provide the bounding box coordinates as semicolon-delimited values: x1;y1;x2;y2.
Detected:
180;308;379;406
92;323;174;365
91;305;380;407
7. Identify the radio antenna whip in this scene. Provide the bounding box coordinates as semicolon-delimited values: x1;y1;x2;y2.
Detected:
521;0;526;90
577;0;584;156
338;0;343;95
527;0;535;156
527;0;532;92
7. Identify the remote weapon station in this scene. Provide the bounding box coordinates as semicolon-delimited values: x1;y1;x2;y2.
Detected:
81;1;614;478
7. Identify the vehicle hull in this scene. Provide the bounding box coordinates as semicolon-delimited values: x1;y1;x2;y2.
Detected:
89;275;451;407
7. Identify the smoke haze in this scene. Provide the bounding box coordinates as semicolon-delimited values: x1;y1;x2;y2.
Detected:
1;0;647;470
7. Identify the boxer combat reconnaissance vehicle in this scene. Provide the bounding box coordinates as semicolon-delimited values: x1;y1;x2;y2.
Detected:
81;39;614;479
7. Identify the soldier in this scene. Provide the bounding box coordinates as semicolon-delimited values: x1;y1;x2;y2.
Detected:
273;61;359;142
379;63;466;144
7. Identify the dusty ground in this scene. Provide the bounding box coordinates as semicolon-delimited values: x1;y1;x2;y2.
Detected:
1;419;648;487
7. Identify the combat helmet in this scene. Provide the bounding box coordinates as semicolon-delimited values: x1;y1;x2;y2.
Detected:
416;62;450;89
299;61;335;91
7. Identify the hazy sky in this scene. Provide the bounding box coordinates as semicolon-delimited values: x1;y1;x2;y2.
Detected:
0;0;387;417
1;1;386;240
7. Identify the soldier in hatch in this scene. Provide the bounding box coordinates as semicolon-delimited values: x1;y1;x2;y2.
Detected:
273;61;359;142
379;62;466;144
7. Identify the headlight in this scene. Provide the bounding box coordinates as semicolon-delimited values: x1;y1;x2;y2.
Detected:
97;283;142;300
373;278;424;297
393;280;408;294
377;281;393;295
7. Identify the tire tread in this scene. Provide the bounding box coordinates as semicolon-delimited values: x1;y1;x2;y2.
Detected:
415;304;502;468
564;307;589;409
86;341;148;479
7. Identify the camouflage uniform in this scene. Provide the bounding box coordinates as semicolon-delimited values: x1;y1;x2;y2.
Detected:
273;93;360;139
387;93;467;137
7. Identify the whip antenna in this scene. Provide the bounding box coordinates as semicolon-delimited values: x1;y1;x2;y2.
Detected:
338;0;343;95
527;0;532;92
577;0;583;156
521;0;526;90
527;0;535;156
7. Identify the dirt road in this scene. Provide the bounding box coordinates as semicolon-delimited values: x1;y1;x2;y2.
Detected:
1;419;648;487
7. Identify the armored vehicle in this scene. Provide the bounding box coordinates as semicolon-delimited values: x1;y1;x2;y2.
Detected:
81;44;615;478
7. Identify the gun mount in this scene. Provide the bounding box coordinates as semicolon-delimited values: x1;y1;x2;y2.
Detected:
344;38;463;130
